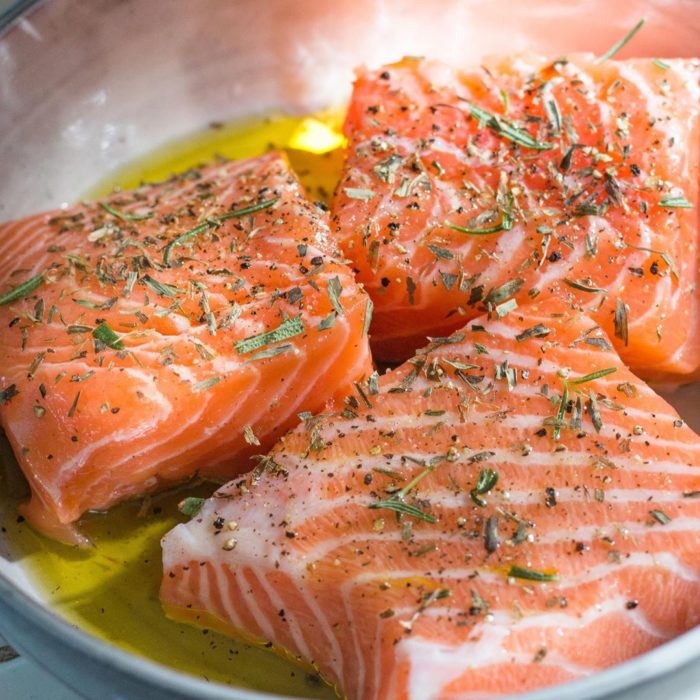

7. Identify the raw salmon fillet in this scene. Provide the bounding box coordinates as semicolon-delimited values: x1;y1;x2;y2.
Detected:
0;152;372;540
161;298;700;700
332;55;700;379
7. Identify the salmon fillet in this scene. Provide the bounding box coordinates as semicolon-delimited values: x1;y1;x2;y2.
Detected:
161;298;700;700
332;55;700;379
0;152;372;540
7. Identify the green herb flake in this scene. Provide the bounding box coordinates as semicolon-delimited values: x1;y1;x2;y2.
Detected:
192;376;221;393
344;187;376;200
92;322;124;351
595;18;646;63
234;316;304;355
563;278;608;294
468;104;553;151
507;565;559;582
515;324;551;342
0;384;19;404
162;197;279;265
588;390;603;433
569;367;617;385
659;195;693;209
368;499;436;524
99;202;152;222
67;391;81;418
652;58;670;70
327;276;344;315
445;192;515;236
427;243;454;260
470;468;499;507
0;274;44;306
649;509;672;525
245;344;293;363
178;497;205;516
142;274;180;298
552;383;569;441
318;312;337;331
614;299;629;346
363;297;374;336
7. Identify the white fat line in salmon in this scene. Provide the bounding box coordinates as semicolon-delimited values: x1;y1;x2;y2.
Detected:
290;513;700;567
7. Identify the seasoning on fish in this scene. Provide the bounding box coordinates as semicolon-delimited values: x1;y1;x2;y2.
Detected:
331;55;700;380
0;152;372;542
161;298;700;700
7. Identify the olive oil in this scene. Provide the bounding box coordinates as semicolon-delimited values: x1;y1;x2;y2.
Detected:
0;110;348;699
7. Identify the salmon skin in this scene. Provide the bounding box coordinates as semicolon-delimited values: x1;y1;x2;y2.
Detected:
161;298;700;700
0;152;372;541
332;55;700;380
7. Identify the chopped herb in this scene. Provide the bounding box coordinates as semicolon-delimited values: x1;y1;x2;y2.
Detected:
484;515;499;554
587;390;603;433
67;324;93;334
363;297;373;336
92;322;124;351
68;391;81;418
245;344;293;362
445;192;514;235
649;509;672;525
0;384;19;404
192;376;221;393
344;187;376;200
682;490;700;499
594;487;605;503
569;367;617;385
659;195;693;209
427;243;454;260
327;276;344;315
178;497;205;516
595;18;646;63
0;274;44;306
468;103;553;150
563;278;607;294
162;197;278;266
508;565;559;582
614;299;628;346
552;383;569;441
373;154;403;183
142;274;179;298
544;99;561;134
470;468;498;507
318;312;337;330
368;500;436;523
652;58;670;70
495;298;517;319
234;315;304;355
516;324;551;342
485;278;524;305
99;202;152;222
243;425;260;446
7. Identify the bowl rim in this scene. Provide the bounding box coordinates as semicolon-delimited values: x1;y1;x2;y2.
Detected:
1;1;700;699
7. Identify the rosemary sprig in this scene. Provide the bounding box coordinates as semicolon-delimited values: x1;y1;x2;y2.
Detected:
468;104;553;151
234;315;304;355
659;195;693;209
445;192;514;235
595;18;646;63
99;202;153;222
508;565;559;582
163;197;279;266
569;367;617;385
368;500;436;523
0;274;44;306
